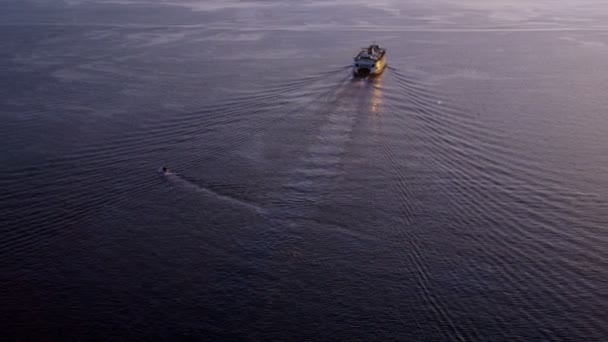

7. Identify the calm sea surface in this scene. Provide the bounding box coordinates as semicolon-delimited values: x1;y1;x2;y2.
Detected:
2;1;608;340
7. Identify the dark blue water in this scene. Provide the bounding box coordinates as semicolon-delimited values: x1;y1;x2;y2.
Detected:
2;1;608;341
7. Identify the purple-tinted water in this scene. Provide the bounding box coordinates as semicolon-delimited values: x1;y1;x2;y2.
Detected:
2;1;607;340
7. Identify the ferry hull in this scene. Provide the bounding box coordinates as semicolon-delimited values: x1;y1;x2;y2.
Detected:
353;53;387;77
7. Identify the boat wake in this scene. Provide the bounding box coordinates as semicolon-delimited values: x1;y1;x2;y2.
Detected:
161;171;265;214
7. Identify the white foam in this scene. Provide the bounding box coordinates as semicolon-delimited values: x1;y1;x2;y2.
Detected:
165;173;265;214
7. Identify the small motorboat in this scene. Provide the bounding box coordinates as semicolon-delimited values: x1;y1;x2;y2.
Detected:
159;166;172;175
353;43;387;77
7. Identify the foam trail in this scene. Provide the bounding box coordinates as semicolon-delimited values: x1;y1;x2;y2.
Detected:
162;172;265;214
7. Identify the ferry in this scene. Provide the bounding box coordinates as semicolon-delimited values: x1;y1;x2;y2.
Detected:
353;43;387;76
